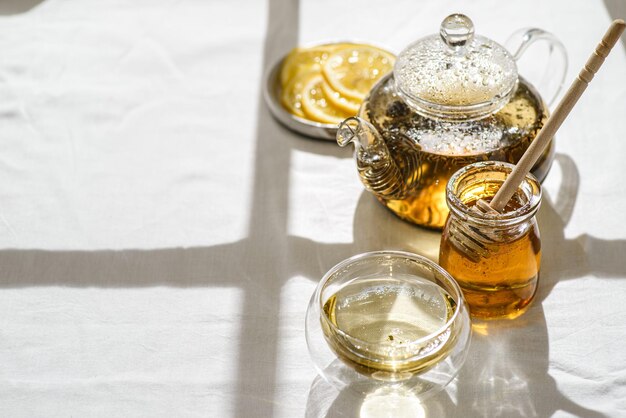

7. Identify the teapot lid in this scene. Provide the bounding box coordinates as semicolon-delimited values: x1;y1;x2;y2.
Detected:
394;14;518;120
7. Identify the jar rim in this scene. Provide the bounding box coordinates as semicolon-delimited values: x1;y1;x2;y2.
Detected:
316;250;464;355
446;161;542;226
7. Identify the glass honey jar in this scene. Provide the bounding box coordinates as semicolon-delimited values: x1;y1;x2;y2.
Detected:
439;161;542;319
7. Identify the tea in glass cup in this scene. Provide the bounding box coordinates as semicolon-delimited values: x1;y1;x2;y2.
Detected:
306;251;471;400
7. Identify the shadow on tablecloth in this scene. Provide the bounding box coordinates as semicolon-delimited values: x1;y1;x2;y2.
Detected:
0;0;44;15
604;0;626;52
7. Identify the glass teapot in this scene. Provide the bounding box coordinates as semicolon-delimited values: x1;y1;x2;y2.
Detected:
337;14;567;229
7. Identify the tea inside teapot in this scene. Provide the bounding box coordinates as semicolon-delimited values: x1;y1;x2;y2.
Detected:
338;14;566;229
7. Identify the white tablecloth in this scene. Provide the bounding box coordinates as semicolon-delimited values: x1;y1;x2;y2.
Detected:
0;0;625;416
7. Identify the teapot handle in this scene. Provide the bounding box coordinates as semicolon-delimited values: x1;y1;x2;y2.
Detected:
505;28;568;107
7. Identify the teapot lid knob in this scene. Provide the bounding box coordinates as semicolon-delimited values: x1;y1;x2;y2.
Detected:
440;14;474;49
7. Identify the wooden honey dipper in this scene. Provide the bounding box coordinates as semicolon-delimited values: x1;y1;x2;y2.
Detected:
475;19;626;215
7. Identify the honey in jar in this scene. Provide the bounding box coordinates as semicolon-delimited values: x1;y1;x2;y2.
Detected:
439;161;542;319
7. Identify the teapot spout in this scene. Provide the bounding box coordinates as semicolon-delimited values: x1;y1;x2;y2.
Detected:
337;117;410;200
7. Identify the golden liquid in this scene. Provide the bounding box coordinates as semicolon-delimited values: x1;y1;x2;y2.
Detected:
439;200;541;319
321;276;456;378
361;77;550;229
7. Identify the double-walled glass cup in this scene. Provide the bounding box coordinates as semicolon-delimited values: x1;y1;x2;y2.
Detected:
439;161;542;319
305;251;471;400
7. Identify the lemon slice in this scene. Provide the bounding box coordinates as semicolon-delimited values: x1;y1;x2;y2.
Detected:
322;46;395;102
321;80;361;115
279;45;335;87
301;74;352;124
280;70;318;118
